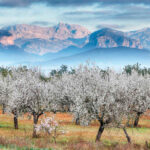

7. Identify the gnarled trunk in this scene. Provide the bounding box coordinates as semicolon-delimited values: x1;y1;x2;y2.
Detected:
14;113;18;129
12;109;18;129
32;114;39;138
14;115;18;129
75;117;80;125
95;121;105;142
2;104;6;114
134;112;141;127
123;127;131;144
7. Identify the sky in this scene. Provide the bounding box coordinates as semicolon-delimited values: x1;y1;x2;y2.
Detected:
0;0;150;32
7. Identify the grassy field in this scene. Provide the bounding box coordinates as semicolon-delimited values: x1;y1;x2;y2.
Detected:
0;111;150;150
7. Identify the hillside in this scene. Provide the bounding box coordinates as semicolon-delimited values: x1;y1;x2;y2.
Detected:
127;28;150;50
45;47;150;67
85;28;142;49
1;23;90;55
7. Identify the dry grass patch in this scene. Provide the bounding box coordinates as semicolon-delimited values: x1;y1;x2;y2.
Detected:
0;112;149;149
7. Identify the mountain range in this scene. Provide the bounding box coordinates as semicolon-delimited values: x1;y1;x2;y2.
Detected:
1;23;90;55
0;23;150;68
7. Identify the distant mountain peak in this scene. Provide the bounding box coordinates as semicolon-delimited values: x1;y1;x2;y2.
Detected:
56;22;71;28
127;27;150;50
52;23;90;39
92;28;124;38
85;28;142;49
97;27;122;33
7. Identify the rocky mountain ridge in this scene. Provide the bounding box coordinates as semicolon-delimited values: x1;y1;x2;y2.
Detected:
1;23;90;55
127;28;150;50
85;28;142;49
0;24;149;55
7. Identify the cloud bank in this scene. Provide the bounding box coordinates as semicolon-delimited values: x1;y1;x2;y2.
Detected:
0;0;150;7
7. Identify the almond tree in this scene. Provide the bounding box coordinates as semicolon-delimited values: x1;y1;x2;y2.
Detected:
0;73;13;114
0;71;22;129
50;73;74;113
124;64;150;127
63;65;127;142
13;68;53;138
7;76;27;130
125;72;150;127
65;64;147;143
6;67;31;129
7;86;22;129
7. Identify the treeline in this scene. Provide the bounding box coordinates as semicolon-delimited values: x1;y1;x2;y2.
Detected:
0;63;150;143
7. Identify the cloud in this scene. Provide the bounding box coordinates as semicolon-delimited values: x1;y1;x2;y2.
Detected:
62;4;150;31
1;0;150;7
0;30;12;38
64;10;117;16
63;10;119;22
64;5;150;22
111;6;150;21
96;24;127;30
31;21;52;26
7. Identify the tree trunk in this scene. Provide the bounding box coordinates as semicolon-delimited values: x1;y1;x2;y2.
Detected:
14;115;18;129
14;111;18;129
123;127;131;144
95;121;105;142
134;112;141;127
12;109;19;129
32;114;39;138
2;104;5;114
75;117;80;125
126;116;131;127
